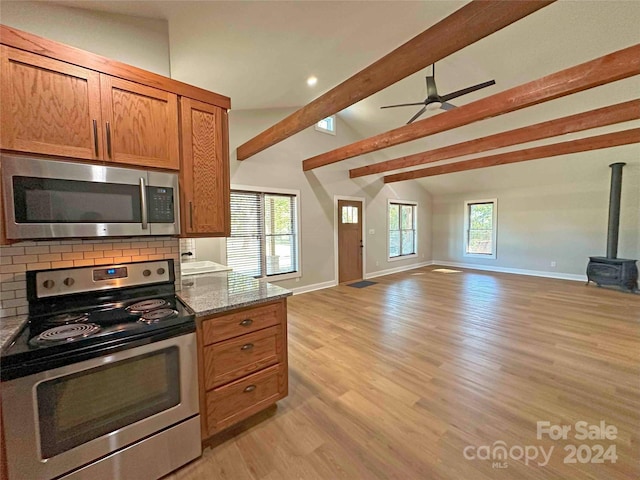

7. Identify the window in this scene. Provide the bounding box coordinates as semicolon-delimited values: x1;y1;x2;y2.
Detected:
388;201;417;259
315;115;336;135
341;205;358;224
226;188;300;279
464;199;497;258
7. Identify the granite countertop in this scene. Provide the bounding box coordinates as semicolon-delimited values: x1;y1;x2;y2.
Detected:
0;314;28;352
177;271;292;317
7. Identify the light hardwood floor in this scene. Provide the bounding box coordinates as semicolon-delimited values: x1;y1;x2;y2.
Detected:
169;266;640;480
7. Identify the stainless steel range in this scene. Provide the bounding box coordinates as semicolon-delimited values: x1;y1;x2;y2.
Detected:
1;260;201;480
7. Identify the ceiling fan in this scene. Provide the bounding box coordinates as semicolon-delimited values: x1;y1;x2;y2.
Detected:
380;64;495;124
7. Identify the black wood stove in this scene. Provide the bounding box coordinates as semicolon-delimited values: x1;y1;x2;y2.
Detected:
586;162;638;292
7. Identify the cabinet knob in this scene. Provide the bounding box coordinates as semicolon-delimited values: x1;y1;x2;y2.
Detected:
243;385;256;393
240;343;254;351
239;319;253;327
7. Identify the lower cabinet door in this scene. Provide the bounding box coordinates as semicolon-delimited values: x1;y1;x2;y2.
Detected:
206;364;281;435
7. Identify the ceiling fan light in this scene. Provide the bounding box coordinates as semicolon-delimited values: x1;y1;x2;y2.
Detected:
426;101;442;111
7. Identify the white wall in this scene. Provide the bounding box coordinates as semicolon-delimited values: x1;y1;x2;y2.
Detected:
430;148;640;277
191;108;432;291
0;1;170;76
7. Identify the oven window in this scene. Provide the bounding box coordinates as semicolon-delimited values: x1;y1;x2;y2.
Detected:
36;347;180;459
13;176;141;223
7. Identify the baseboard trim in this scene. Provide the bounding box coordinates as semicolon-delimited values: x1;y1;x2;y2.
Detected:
291;261;436;295
291;280;337;295
432;260;587;282
365;261;434;280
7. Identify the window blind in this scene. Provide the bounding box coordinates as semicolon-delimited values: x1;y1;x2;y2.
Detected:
227;190;299;278
227;191;263;277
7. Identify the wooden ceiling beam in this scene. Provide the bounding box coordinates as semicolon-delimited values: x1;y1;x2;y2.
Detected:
236;0;555;161
383;128;640;183
350;100;640;178
303;43;640;171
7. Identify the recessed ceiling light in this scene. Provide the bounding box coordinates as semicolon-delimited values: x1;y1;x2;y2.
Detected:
307;76;318;87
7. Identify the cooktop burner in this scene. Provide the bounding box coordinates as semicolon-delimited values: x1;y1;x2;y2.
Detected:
1;260;196;382
35;323;101;344
127;299;170;314
139;308;179;324
46;312;90;326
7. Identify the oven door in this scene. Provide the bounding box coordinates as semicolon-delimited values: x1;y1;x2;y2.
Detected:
1;155;179;239
1;333;199;480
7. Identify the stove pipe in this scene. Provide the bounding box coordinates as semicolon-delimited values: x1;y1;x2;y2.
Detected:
606;162;625;259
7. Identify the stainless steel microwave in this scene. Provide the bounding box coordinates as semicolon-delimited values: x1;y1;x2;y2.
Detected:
1;155;180;239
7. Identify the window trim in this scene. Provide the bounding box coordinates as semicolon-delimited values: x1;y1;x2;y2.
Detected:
226;184;302;282
463;198;498;259
387;199;418;262
315;115;336;135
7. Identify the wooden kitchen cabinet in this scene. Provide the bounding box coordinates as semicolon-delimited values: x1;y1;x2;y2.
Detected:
179;97;230;236
0;46;103;160
197;299;288;439
100;75;180;169
0;45;180;169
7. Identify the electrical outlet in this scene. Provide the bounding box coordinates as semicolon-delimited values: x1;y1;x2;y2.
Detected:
550;261;557;268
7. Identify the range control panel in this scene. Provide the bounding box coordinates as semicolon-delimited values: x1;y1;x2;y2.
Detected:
34;260;172;299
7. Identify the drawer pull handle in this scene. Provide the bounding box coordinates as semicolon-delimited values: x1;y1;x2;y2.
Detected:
241;343;254;351
239;319;253;327
244;385;257;393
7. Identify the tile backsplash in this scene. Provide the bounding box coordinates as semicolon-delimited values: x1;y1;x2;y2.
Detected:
0;237;180;318
179;238;196;259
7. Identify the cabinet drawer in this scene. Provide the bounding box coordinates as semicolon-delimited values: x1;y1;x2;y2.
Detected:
202;301;283;345
204;326;281;389
206;364;282;435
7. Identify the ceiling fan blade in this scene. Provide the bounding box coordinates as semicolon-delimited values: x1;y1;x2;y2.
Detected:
440;80;496;102
440;102;456;111
425;76;438;99
380;102;426;109
407;106;427;124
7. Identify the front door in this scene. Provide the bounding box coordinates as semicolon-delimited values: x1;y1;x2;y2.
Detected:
338;200;363;283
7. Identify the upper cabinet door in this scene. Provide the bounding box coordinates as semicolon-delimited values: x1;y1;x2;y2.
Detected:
180;98;230;236
100;75;180;170
0;46;102;160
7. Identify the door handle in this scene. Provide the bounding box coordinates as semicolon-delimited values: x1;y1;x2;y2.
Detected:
106;121;112;158
92;119;99;157
139;177;148;230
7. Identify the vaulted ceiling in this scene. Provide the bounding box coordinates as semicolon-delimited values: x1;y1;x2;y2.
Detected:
47;1;640;194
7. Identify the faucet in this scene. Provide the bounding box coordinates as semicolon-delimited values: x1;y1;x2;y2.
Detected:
181;251;193;258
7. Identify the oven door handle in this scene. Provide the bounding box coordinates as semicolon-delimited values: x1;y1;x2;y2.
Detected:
140;177;148;230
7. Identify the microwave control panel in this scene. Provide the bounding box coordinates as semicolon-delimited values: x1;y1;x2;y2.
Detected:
147;187;175;223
